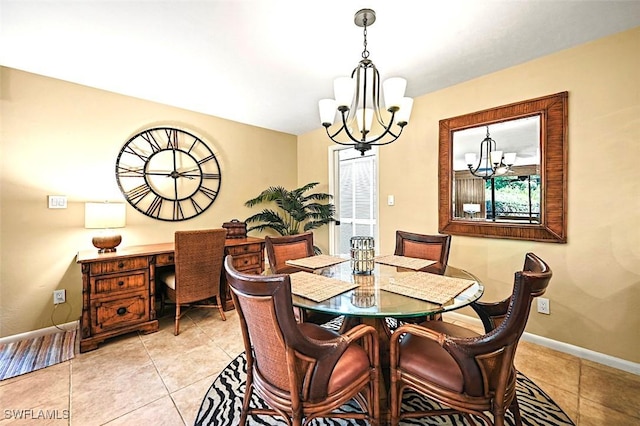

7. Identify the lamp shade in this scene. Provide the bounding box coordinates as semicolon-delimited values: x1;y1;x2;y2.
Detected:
85;202;126;229
85;202;126;253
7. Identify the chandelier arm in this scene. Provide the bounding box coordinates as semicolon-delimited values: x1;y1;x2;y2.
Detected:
325;123;348;141
339;110;369;145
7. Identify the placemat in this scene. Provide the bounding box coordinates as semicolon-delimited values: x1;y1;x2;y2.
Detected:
289;271;358;302
374;254;436;270
379;272;476;304
285;254;348;270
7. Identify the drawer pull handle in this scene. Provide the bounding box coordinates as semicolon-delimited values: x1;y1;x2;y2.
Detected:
118;262;125;268
118;281;125;286
168;256;174;261
117;307;127;316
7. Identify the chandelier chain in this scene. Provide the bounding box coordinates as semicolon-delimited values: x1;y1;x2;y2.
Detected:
361;18;369;59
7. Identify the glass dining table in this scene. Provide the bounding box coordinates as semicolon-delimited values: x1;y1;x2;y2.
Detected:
290;258;484;422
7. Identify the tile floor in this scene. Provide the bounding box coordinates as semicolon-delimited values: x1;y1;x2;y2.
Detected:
0;310;638;425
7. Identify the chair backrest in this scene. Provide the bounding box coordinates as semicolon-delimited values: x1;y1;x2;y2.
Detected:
224;256;349;401
457;252;552;396
265;232;315;274
394;231;451;274
174;228;227;304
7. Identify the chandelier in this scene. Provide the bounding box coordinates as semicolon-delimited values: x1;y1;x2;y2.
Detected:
464;126;516;179
318;9;413;156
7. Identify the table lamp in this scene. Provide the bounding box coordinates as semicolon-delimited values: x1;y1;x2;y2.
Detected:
85;202;126;253
463;203;481;218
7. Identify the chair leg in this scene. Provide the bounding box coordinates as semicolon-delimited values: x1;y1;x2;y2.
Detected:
509;396;523;426
174;303;181;336
217;304;226;321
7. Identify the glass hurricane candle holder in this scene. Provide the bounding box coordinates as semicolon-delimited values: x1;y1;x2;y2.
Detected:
350;236;375;274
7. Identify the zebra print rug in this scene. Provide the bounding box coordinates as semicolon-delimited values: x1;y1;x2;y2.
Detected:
195;351;574;426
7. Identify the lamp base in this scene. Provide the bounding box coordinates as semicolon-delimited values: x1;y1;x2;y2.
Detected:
92;235;122;253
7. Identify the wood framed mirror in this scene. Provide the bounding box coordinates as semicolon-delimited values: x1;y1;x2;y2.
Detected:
438;92;568;243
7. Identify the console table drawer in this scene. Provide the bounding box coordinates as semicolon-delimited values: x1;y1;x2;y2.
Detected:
155;253;175;266
91;293;149;334
92;272;147;295
90;257;149;275
231;253;262;270
226;243;263;256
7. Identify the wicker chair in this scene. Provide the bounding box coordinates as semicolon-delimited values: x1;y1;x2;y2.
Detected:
224;256;380;426
389;252;552;426
265;232;336;324
394;230;451;275
158;229;227;335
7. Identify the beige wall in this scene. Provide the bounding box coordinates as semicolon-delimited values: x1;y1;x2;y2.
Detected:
298;27;640;363
0;68;298;337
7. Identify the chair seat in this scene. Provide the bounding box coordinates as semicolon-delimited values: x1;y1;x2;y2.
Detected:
158;271;176;290
399;322;480;393
299;323;372;394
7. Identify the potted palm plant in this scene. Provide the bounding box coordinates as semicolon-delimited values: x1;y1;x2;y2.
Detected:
244;182;335;248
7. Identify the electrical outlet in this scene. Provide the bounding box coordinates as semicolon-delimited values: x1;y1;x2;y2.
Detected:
537;297;550;314
53;289;66;304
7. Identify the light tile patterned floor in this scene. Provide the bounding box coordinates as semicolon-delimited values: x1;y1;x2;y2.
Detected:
0;310;638;425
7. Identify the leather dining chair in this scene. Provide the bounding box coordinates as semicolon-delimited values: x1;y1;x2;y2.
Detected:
394;230;451;275
389;252;552;426
390;230;452;326
224;256;380;426
158;228;227;336
265;232;336;324
265;232;315;274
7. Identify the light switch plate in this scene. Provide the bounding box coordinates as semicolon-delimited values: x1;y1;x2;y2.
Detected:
48;195;67;209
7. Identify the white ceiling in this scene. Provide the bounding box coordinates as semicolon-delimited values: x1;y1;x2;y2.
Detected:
2;1;639;136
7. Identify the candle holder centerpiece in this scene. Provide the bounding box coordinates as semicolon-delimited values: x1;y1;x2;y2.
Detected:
350;236;375;274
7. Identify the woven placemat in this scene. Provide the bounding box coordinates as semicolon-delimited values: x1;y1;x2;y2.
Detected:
289;271;358;302
374;254;436;270
379;272;476;304
285;254;348;270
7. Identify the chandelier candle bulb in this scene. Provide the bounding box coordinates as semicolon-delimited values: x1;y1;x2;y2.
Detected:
396;98;414;125
383;77;407;110
319;99;337;126
334;77;356;108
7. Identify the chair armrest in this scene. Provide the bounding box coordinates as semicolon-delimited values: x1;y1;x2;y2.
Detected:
340;324;379;366
471;298;510;333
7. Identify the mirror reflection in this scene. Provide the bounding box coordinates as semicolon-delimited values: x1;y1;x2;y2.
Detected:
452;116;541;223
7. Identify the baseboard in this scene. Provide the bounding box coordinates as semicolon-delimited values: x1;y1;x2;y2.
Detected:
0;321;79;345
444;312;640;376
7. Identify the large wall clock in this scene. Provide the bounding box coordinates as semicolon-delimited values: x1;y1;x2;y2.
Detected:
115;127;222;221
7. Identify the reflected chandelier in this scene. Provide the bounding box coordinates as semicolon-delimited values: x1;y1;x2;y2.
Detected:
465;126;516;179
318;9;414;156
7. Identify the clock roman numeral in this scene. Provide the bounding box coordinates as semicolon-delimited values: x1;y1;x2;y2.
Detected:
188;198;205;215
199;185;218;200
123;145;150;163
125;184;151;204
198;154;218;165
202;173;221;180
140;131;162;153
146;195;163;218
165;128;179;149
117;165;145;177
172;201;185;221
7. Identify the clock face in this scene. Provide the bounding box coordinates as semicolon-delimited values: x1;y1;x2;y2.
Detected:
115;127;222;221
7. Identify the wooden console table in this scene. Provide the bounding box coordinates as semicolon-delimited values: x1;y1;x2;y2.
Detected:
76;237;265;352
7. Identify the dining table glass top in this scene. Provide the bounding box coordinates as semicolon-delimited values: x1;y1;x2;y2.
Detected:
291;260;484;319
